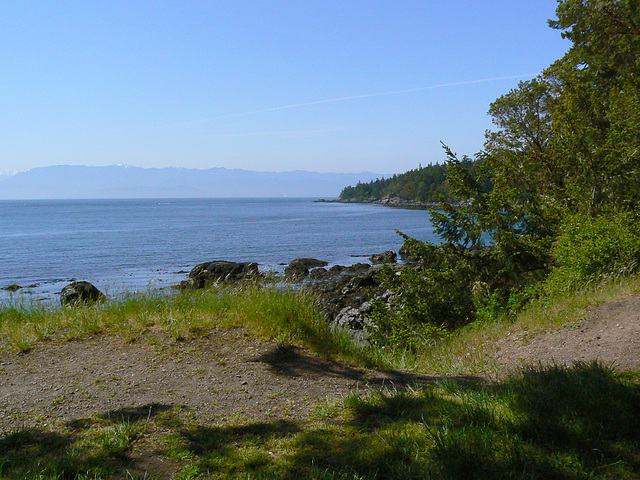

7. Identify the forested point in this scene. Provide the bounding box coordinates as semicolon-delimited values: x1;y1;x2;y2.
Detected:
339;162;452;203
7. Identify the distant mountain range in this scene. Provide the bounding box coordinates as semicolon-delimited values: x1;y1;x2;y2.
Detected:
0;165;386;200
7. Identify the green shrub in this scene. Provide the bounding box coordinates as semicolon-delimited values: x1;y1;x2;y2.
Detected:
545;211;640;292
368;241;477;350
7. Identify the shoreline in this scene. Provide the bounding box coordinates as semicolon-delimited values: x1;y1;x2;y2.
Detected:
0;255;393;306
316;197;439;210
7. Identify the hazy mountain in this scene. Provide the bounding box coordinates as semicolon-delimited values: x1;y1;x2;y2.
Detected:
0;165;386;200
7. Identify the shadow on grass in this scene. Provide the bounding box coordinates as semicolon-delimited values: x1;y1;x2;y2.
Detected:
177;361;640;480
181;419;301;455
0;425;130;478
255;343;485;392
98;402;175;423
504;361;640;474
0;363;638;479
63;402;174;431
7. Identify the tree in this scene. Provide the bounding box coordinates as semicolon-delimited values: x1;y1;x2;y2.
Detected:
547;0;640;213
372;1;640;342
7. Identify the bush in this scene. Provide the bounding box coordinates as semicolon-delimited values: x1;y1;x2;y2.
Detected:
545;211;640;292
368;240;477;350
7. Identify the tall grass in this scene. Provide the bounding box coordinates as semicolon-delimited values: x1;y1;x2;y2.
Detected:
3;273;640;373
0;284;376;366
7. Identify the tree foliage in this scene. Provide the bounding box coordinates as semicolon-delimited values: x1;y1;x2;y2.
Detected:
339;163;452;203
372;0;640;345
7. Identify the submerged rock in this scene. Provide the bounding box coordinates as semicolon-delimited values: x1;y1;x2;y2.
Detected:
2;284;21;292
60;281;105;306
180;260;259;289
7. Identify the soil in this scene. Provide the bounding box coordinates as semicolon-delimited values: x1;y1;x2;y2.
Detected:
0;327;443;432
1;294;639;433
491;293;640;372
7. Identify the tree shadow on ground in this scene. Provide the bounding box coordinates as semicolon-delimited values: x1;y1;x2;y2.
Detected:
253;344;364;379
254;343;485;390
1;363;638;479
0;425;132;478
63;402;175;431
171;362;640;480
98;402;175;423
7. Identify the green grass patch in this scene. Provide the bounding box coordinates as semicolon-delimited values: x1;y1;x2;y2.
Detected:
1;362;637;479
0;284;378;367
3;274;640;375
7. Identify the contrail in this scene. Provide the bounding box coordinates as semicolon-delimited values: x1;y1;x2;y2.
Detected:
200;73;535;122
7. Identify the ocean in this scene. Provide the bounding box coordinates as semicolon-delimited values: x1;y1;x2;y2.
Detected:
0;198;439;303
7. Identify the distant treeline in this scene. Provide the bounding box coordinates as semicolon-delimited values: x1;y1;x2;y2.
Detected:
339;158;486;203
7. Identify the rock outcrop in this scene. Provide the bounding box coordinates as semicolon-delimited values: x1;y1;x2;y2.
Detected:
180;261;259;289
330;306;375;346
284;258;328;279
60;281;105;306
370;250;397;265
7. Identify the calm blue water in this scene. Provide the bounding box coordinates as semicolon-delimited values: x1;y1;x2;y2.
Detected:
0;198;439;302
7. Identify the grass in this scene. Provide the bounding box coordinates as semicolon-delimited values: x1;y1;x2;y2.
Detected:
0;362;637;479
0;283;374;366
368;273;640;376
1;276;640;478
4;274;640;372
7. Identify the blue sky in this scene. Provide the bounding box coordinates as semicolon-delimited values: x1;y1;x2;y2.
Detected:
1;1;569;174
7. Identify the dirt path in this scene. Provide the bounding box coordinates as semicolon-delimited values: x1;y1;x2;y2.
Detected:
492;294;640;371
0;328;443;431
1;295;639;432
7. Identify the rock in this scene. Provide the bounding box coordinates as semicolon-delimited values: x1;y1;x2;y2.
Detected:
285;258;328;279
309;267;330;280
370;250;397;265
329;265;344;275
60;281;105;306
399;245;419;262
342;263;371;274
330;307;375;346
308;262;388;322
348;269;380;289
377;196;433;209
180;261;259;289
2;284;21;292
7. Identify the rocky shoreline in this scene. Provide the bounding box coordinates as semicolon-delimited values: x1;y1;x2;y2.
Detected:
316;196;440;210
14;249;409;346
172;253;406;345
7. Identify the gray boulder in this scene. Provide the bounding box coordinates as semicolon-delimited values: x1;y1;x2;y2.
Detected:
330;306;375;346
285;258;328;279
60;281;105;306
180;260;259;289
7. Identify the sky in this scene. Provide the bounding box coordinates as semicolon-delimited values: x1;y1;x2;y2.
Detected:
1;1;570;174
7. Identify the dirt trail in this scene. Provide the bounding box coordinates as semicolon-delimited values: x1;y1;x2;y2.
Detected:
1;295;639;431
492;294;640;371
0;328;441;431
